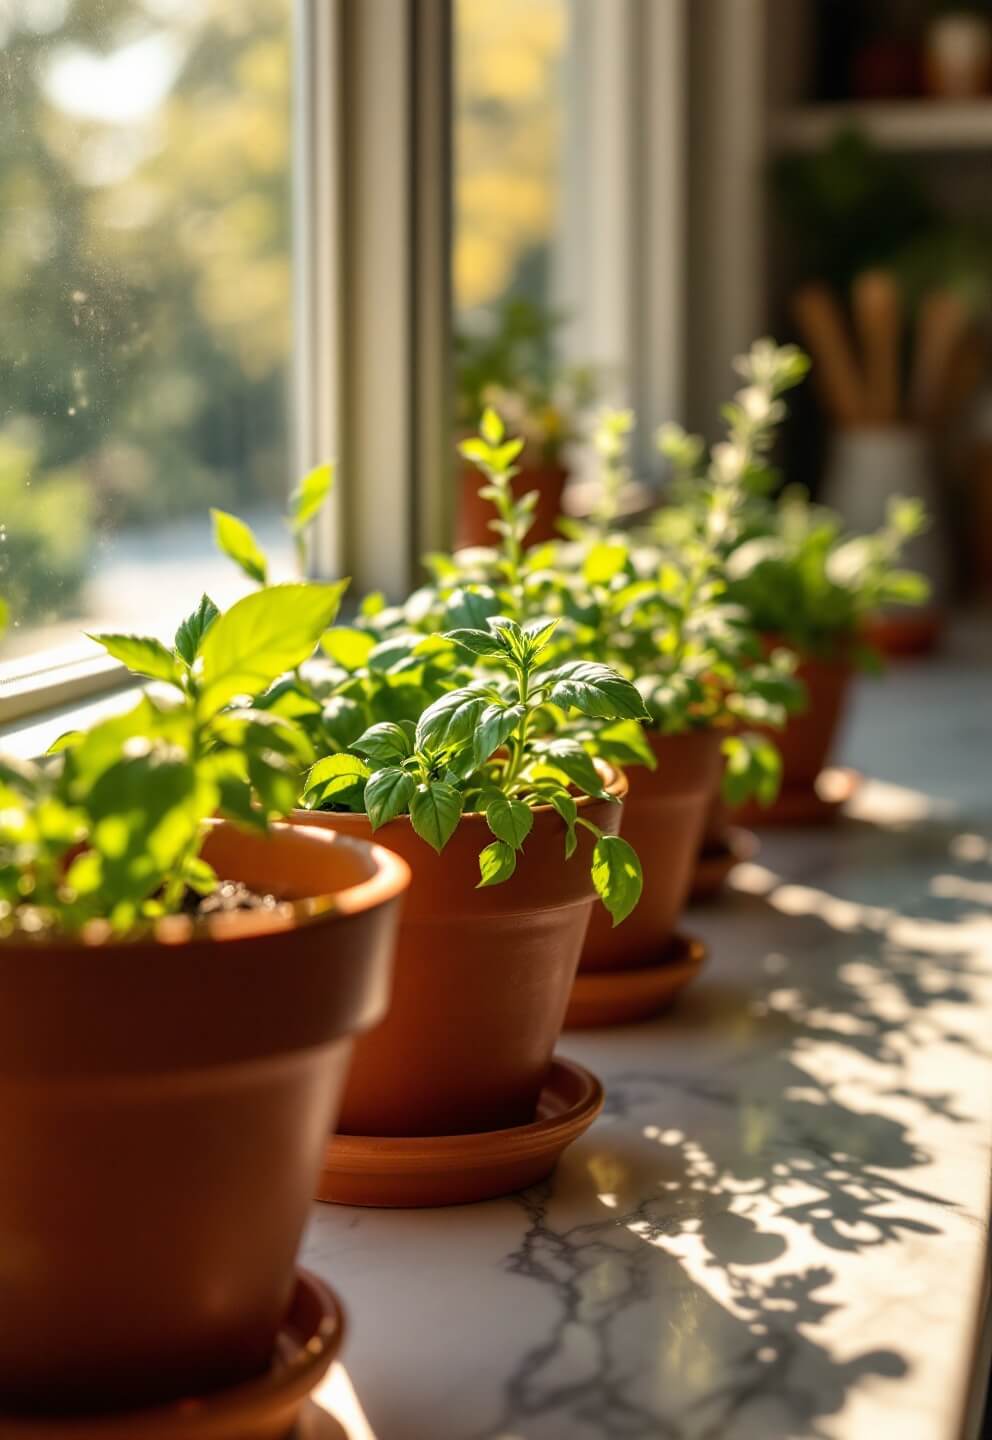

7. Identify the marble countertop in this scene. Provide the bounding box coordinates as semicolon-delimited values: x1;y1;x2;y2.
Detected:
305;631;992;1440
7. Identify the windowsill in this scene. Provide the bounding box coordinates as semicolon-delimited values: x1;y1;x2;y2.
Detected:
0;664;138;760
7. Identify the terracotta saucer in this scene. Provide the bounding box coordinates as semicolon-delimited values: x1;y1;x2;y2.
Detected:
744;766;862;826
1;1271;345;1440
564;931;706;1030
690;826;758;902
318;1056;604;1208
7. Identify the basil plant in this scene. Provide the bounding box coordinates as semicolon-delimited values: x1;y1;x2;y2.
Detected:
1;583;339;938
210;456;647;923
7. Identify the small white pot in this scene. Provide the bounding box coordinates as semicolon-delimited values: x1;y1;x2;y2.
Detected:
822;426;947;600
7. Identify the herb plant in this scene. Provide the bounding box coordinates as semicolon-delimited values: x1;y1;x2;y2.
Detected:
0;584;339;938
302;615;648;924
455;297;595;463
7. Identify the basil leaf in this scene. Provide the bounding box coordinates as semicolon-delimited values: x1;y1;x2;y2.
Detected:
211;509;268;585
174;594;219;666
302;753;370;809
320;696;367;748
415;688;487;753
322;627;376;671
198;583;345;716
545;788;578;859
582;539;628;586
365;767;416;828
409;781;462;852
473;702;522;767
445;627;506;658
353;721;414;767
532;738;606;798
477;839;516;887
289;462;334;534
594;718;657;771
89;633;183;689
592;835;643;926
485;794;533;850
444;586;502;631
545;660;648;720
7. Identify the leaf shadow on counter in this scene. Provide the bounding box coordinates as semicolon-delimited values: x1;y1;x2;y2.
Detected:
472;818;992;1440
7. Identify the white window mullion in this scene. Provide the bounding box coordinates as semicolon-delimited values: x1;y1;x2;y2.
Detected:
294;0;452;597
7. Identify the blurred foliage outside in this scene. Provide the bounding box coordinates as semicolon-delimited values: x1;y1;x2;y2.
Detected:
1;0;292;636
1;0;571;644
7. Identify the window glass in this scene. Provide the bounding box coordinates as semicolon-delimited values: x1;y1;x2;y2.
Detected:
0;0;293;660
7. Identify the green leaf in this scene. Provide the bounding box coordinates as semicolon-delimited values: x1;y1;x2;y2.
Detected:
545;788;578;859
478;839;517;887
321;695;368;749
89;633;183;689
415;687;487;754
289;463;334;534
248;749;300;816
485;794;533;850
211;509;268;585
521;616;559;660
183;856;219;896
360;590;386;618
409;781;463;852
444;586;502;630
198;583;345;717
545;661;648;721
473;703;522;767
583;539;628;586
592;835;643;926
445;627;506;658
174;594;220;666
46;730;85;756
480;406;504;445
0;598;7;636
322;626;376;671
531;738;606;798
365;767;417;828
594;718;657;771
353;721;414;767
303;753;370;807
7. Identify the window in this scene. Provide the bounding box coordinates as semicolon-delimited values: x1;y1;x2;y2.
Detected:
0;0;294;663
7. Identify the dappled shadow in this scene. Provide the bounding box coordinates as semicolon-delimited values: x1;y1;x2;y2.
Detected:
472;811;991;1438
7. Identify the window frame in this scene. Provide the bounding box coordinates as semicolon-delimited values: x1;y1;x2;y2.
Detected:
3;0;687;726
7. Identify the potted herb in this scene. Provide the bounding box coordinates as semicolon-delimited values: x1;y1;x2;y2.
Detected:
721;488;929;819
454;297;594;547
657;338;929;822
296;608;644;1142
0;586;408;1422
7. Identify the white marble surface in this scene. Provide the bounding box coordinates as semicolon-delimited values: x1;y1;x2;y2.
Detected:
304;631;992;1440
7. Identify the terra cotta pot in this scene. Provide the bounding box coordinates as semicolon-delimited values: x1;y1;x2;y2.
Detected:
293;766;625;1137
579;729;723;972
0;821;407;1416
455;460;567;550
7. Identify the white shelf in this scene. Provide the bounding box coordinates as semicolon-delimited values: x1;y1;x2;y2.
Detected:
770;100;992;153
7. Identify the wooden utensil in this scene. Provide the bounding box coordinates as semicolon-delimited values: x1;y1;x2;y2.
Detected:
792;284;865;428
911;289;970;427
852;269;902;424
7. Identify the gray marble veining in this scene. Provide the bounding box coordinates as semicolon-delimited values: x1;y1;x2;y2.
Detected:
305;638;992;1440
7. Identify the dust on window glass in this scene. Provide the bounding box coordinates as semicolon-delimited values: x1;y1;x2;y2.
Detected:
0;0;294;660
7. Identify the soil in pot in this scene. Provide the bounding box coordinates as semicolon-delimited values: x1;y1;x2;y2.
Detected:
0;822;407;1417
579;729;723;973
293;767;625;1138
455;460;567;550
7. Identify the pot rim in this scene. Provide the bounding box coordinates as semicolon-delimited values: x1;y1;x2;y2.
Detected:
0;819;410;954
